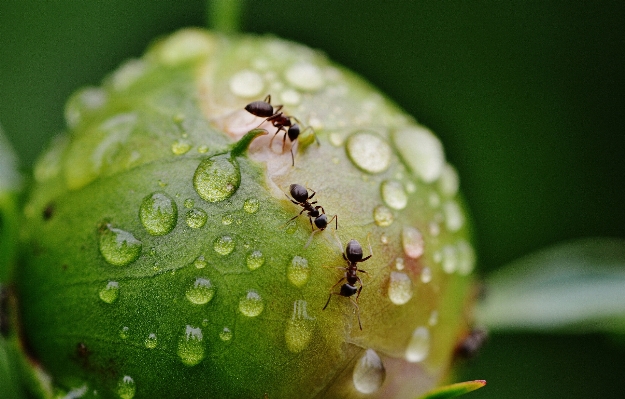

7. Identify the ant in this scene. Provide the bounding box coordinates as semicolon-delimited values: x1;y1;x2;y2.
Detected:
286;184;337;232
244;94;318;166
323;237;373;330
454;327;488;360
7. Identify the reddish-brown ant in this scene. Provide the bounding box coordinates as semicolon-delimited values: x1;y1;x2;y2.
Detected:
323;237;372;330
244;95;318;166
285;184;337;232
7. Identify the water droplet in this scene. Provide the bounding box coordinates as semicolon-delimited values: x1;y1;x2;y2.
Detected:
229;70;264;98
428;192;441;208
145;333;157;349
111;59;147;92
394;258;405;271
65;87;107;129
405;326;430;363
443;200;464;232
402;226;424;259
381;180;408;210
405;181;417;193
393;126;445;183
442;245;458;274
353;349;386;394
183;198;194;208
193;154;240;203
116;375;136;399
213;235;235;256
243;198;260;214
156;29;216;65
185;278;215;305
287;256;310;287
177;325;205;366
428;310;439;326
197;145;209;154
346;132;392;174
380;234;389;244
98;223;142;266
246;250;265;271
329;132;344;147
220;327;233;341
99;281;120;303
221;214;234;225
285;300;315;353
456;240;476;275
285;63;324;91
185;208;207;229
373;205;394;227
193;256;207;269
119;326;129;339
171;140;191;155
438;164;460;197
429;221;441;237
388;271;414;305
139;192;178;236
420;267;432;283
280;89;301;105
239;290;264;317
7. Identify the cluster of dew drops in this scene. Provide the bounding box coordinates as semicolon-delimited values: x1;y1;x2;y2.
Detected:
70;33;477;398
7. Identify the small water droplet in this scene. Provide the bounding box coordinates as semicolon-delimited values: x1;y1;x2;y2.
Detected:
213;235;235;256
420;267;432;283
287;256;310;287
285;63;324;91
65;87;107;129
197;145;209;154
442;245;458;274
119;326;130;339
380;234;389;244
456;240;476;275
185;208;207;229
393;126;445;183
405;326;430;363
99;281;120;303
243;198;260;214
429;222;441;237
185;278;215;305
428;192;441;208
139;192;178;236
402;226;424;259
193;256;207;269
229;70;264;98
99;223;142;266
388;272;414;305
177;325;205;366
352;349;386;394
285;300;315;353
373;205;394;227
239;290;264;317
329;132;344;147
438;164;460;197
246;250;265;271
193;154;240;203
116;375;136;399
280;89;301;105
221;214;234;225
381;180;408;210
145;333;157;349
394;258;405;271
184;198;194;208
428;310;439;326
219;327;233;341
171;140;191;155
405;181;417;193
346;132;392;174
443;200;464;232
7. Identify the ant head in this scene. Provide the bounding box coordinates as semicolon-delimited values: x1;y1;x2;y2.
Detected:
245;100;274;118
287;124;300;142
339;283;358;297
314;214;327;229
345;239;363;262
289;184;309;203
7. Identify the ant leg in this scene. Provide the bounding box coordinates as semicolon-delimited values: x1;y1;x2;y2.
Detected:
307;189;317;200
325;214;338;230
263;94;271;103
304;229;320;249
290;146;295;167
350;298;363;330
269;130;281;148
300;126;320;146
315;205;326;214
355;276;364;301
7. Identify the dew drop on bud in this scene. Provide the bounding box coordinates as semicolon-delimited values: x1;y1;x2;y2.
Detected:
401;226;424;259
352;349;386;394
373;205;394;227
185;208;207;229
185;278;215;305
238;290;264;317
98;223;142;266
219;327;233;342
246;250;265;271
177;325;205;366
285;300;315;353
346;132;392;174
193;154;240;203
287;256;310;287
116;375;136;399
405;326;430;363
213;235;235;256
139;192;178;236
381;179;408;210
145;333;157;349
99;281;120;304
243;198;260;214
388;271;414;305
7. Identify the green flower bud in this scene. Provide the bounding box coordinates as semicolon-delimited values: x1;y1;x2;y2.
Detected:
18;29;477;398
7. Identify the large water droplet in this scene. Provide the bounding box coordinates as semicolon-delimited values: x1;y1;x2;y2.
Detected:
145;333;158;349
346;132;392;174
99;281;120;304
373;205;394;227
287;256;310;287
456;240;476;276
381;180;408;210
285;63;324;91
393;126;445;183
243;198;260;214
220;327;233;341
405;326;430;363
402;226;424;259
442;245;458;274
246;250;265;271
193;154;240;203
239;290;264;317
116;375;136;399
388;272;414;305
177;325;205;366
193;256;207;269
285;300;315;353
214;235;235;256
352;349;386;394
229;70;264;98
443;200;465;232
185;278;215;305
99;223;142;266
186;208;207;229
139;192;178;236
438;164;460;197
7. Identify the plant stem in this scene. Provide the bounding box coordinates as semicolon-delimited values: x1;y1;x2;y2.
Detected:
207;0;245;33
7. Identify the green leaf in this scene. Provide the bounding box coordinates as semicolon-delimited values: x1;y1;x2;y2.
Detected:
418;380;486;399
0;125;22;283
477;238;625;333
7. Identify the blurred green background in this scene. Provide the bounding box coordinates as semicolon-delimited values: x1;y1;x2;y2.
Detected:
1;1;624;398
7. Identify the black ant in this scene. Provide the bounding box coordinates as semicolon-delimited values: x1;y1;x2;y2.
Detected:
244;95;318;166
323;237;372;330
286;184;337;232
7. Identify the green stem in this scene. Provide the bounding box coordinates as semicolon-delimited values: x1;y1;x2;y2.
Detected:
207;0;245;33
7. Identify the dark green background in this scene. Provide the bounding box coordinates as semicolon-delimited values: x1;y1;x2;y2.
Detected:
1;1;624;398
